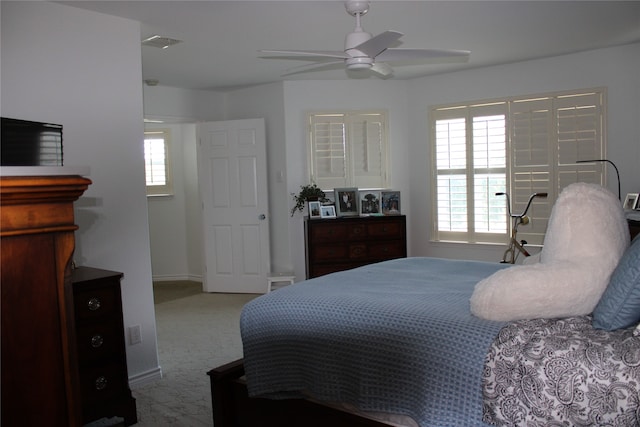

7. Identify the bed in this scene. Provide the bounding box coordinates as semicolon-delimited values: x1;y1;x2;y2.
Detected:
208;184;640;427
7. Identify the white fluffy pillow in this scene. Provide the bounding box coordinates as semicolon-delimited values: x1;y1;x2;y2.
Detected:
470;183;629;321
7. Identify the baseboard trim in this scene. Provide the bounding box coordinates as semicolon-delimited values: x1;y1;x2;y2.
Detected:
152;274;202;282
129;366;163;389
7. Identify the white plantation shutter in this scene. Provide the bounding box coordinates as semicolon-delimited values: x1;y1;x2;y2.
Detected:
309;111;388;190
510;98;553;245
144;129;173;196
432;104;507;243
509;91;605;245
556;92;605;189
431;88;606;245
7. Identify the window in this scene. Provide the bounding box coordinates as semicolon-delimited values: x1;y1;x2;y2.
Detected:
431;88;606;245
308;111;389;190
144;129;173;196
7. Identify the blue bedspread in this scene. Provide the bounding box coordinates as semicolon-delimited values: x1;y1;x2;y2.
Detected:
241;257;510;427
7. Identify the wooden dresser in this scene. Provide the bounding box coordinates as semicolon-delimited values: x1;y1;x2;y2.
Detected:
72;266;137;425
304;215;407;279
1;174;90;427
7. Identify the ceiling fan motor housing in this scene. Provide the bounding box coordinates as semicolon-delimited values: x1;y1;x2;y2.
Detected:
344;28;374;69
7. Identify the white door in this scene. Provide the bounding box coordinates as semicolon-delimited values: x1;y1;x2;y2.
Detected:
197;118;270;293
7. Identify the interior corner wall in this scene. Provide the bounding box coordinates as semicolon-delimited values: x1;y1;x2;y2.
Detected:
145;123;191;281
282;80;411;281
142;86;226;282
406;42;640;262
1;1;160;382
225;82;291;274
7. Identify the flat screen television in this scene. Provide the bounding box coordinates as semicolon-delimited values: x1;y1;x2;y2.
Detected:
1;117;63;166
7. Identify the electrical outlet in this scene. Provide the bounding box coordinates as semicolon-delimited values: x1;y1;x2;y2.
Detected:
129;325;142;345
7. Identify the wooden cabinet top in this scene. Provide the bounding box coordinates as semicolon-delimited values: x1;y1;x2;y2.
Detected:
71;266;123;284
0;175;91;236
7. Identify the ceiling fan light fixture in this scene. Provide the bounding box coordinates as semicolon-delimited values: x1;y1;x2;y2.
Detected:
346;56;373;70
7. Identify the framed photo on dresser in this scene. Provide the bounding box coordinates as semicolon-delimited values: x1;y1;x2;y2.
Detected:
382;191;401;215
359;190;381;215
624;193;639;210
334;188;359;217
320;205;337;219
308;201;322;219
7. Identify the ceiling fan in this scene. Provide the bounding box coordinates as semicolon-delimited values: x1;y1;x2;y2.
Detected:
259;0;470;78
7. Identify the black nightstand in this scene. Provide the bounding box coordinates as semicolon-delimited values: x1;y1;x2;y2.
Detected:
72;267;137;426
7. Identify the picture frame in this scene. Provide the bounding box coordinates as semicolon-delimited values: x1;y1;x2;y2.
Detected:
381;191;401;215
334;187;359;217
320;205;337;219
624;193;639;210
308;201;322;219
359;190;381;215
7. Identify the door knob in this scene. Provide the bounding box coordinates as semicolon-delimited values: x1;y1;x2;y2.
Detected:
259;214;266;220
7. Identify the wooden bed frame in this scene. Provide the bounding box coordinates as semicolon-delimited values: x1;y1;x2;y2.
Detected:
207;359;392;427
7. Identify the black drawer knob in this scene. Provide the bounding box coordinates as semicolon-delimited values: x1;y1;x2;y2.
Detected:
87;297;101;311
91;334;104;348
95;376;108;391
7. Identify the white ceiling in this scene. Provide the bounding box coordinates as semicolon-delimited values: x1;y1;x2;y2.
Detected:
61;1;640;91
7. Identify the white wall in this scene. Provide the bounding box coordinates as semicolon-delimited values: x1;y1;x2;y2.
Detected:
1;1;160;384
143;85;226;122
406;42;640;261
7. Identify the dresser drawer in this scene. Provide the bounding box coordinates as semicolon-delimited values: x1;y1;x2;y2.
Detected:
309;222;351;242
311;244;349;261
79;362;128;403
76;323;121;362
368;240;405;259
367;220;404;239
74;286;118;320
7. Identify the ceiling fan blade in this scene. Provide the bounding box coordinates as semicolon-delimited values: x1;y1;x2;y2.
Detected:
352;30;403;57
370;62;393;77
281;61;345;77
259;49;348;60
376;48;470;62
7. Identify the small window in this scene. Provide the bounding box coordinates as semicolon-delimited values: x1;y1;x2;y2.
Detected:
308;110;389;190
144;129;173;196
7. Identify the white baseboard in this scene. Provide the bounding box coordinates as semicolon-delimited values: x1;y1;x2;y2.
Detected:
129;366;163;389
152;274;202;282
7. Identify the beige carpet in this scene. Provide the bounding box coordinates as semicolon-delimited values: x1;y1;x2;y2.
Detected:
131;282;258;426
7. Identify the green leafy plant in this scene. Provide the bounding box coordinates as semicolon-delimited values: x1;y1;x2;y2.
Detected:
290;183;328;217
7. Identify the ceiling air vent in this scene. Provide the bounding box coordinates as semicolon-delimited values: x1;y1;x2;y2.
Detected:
142;35;182;49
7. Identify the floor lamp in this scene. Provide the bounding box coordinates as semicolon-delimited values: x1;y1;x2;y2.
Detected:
576;159;621;201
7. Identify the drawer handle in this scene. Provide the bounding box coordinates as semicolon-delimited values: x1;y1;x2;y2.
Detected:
91;334;104;348
95;376;108;391
87;297;101;311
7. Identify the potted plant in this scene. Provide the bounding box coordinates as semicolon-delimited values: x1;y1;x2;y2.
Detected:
290;183;328;217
